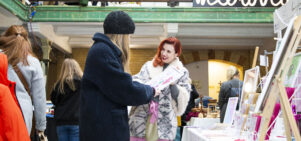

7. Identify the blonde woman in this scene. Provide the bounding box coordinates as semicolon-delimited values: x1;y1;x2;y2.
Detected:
51;58;82;141
80;11;158;141
0;25;46;136
218;66;243;123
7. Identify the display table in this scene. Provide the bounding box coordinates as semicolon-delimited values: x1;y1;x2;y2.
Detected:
182;127;237;141
187;117;220;128
182;124;288;141
182;127;205;141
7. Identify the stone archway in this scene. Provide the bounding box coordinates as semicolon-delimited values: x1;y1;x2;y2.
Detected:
182;49;251;99
185;59;243;99
208;60;243;99
179;49;252;72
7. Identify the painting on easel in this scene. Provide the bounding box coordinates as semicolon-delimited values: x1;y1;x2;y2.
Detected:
285;53;301;113
255;17;295;113
284;53;301;87
256;16;301;141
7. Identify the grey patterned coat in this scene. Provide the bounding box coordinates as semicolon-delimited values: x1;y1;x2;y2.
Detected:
129;58;191;140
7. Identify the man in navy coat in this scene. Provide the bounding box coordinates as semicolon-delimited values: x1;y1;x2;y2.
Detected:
80;11;156;141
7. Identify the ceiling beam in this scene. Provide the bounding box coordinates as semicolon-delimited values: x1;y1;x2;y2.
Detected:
178;38;264;47
178;23;274;38
28;23;72;54
32;6;274;23
167;23;178;37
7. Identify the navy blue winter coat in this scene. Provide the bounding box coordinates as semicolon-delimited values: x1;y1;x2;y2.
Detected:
80;33;154;141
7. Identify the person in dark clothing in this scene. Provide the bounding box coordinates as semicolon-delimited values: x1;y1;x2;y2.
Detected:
51;58;83;141
80;11;158;141
181;84;199;125
218;66;243;123
179;84;199;137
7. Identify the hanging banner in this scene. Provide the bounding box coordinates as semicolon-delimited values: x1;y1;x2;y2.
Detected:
193;0;287;7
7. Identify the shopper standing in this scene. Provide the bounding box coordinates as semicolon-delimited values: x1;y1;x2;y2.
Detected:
0;53;30;141
51;58;82;141
80;11;158;141
129;37;191;141
0;25;47;136
218;66;243;123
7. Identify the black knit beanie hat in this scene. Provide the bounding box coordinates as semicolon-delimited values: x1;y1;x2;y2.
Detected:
103;11;135;34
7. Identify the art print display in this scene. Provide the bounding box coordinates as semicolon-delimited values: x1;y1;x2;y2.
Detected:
224;97;238;125
255;18;295;112
240;66;260;111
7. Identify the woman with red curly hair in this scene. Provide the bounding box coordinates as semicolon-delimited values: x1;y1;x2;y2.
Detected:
129;37;191;141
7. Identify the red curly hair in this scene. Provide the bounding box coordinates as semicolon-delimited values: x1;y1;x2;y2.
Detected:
153;37;182;67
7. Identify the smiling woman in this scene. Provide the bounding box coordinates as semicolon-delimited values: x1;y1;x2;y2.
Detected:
129;37;191;141
153;37;182;67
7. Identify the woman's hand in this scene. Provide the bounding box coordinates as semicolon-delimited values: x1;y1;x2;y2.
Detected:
170;81;176;86
154;88;161;97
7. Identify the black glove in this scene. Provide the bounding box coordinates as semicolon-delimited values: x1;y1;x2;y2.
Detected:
170;84;179;104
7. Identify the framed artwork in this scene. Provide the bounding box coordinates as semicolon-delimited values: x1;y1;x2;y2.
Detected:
284;52;301;87
239;66;260;111
255;17;295;113
224;97;238;125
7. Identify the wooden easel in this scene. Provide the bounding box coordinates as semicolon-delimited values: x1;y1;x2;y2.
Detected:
258;16;301;141
252;46;259;68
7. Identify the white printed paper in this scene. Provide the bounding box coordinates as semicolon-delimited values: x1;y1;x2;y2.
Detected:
260;55;268;67
224;97;238;125
147;65;184;90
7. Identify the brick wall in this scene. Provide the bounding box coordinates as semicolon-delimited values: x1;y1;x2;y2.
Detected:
129;49;157;74
72;48;90;71
71;48;158;75
70;48;254;76
46;48;89;99
46;48;65;100
45;47;255;99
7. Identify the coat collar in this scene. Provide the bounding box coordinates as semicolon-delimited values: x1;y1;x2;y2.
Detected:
93;33;122;57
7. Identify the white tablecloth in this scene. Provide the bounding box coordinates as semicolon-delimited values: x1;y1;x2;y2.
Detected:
182;127;238;141
182;127;207;141
182;118;289;141
187;117;220;128
182;118;222;141
182;127;288;141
